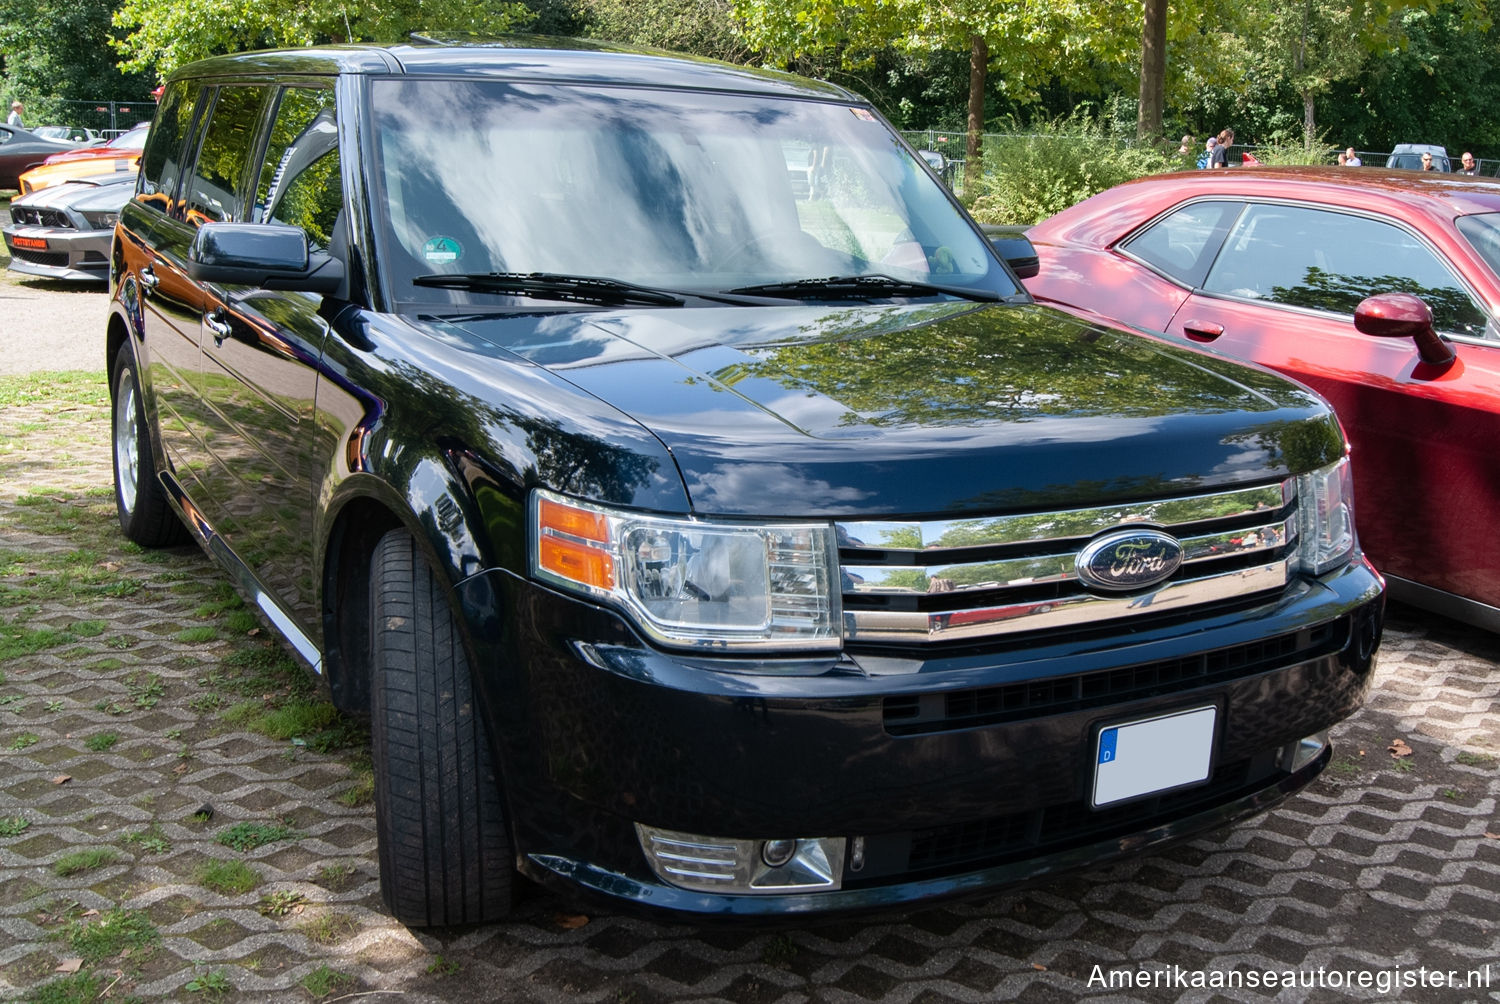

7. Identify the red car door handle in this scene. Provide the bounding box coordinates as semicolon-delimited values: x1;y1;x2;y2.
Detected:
1183;320;1224;341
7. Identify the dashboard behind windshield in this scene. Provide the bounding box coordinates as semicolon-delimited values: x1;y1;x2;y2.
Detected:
367;78;1012;307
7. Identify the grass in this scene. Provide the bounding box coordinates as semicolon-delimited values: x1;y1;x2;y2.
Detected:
217;820;299;852
57;906;160;964
426;955;461;977
53;847;120;876
0;815;30;837
301;965;353;998
25;972;102;1004
1456;751;1497;767
123;823;171;855
258;889;308;917
9;731;40;750
299;911;358;945
85;731;120;752
198;858;260;895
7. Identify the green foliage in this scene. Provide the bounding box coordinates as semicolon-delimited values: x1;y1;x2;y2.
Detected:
198;858;260;895
185;968;233;995
111;0;533;78
53;848;120;876
124;823;172;855
0;815;30;837
217;819;298;852
966;116;1178;226
58;906;159;964
578;0;752;62
1249;137;1339;165
0;0;155;122
25;972;102;1004
301;965;353;998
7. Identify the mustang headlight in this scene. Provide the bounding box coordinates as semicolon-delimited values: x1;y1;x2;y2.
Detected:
530;489;840;651
1296;457;1357;575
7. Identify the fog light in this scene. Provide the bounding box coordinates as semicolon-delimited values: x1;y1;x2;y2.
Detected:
636;824;846;894
761;839;797;867
1281;731;1329;774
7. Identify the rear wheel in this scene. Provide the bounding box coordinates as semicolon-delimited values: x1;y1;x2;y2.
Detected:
110;351;188;547
369;529;514;926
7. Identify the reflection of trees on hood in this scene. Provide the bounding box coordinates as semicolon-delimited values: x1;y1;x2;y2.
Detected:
730;304;1295;428
386;360;660;504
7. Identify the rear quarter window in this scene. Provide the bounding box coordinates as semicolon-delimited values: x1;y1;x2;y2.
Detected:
1122;201;1242;289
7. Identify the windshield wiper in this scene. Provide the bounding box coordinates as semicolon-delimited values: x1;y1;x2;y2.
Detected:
413;271;685;307
726;273;1003;303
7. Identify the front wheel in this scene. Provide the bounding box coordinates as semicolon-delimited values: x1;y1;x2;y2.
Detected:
110;351;187;547
369;529;514;926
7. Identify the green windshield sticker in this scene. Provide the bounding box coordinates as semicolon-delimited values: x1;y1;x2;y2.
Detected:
422;236;463;264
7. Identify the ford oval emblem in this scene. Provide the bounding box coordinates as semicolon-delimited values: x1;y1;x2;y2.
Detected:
1076;528;1183;592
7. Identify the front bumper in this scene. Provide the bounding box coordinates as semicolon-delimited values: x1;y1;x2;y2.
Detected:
456;556;1383;916
4;225;111;282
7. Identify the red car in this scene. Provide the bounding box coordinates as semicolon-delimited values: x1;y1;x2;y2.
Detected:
1025;167;1500;631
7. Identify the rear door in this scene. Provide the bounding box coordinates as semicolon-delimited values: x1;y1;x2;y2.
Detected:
1160;202;1500;607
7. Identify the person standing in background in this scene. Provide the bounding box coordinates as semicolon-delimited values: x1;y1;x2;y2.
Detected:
1210;128;1233;168
6;101;23;128
1459;152;1479;175
1344;147;1362;167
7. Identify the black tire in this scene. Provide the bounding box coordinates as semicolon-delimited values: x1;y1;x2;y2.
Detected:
110;351;188;547
369;529;514;926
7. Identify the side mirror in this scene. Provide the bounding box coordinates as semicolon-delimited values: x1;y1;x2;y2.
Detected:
1353;292;1455;368
187;222;344;296
981;224;1040;280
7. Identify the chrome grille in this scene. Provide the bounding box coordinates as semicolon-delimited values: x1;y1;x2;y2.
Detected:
838;481;1296;644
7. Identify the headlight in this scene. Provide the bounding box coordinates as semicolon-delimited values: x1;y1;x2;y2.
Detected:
1296;457;1356;575
530;489;841;651
81;211;119;230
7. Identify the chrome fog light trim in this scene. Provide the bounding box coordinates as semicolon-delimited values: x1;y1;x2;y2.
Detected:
1281;731;1329;773
636;824;846;894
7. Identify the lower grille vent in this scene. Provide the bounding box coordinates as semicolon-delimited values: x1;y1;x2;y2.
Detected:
883;620;1346;736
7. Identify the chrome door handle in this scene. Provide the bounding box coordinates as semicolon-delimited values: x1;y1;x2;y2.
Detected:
139;266;160;290
205;309;233;347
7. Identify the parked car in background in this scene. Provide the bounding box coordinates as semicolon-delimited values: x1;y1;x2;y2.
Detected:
19;122;150;193
0;122;77;189
4;169;135;282
109;41;1382;928
32;125;102;145
1025;166;1500;632
1386;143;1450;172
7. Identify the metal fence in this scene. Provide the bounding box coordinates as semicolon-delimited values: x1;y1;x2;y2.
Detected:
36;98;157;137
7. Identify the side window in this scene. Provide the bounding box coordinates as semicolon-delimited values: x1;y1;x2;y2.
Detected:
1203;204;1488;337
184;85;270;226
253;87;342;251
1123;201;1242;288
136;80;199;212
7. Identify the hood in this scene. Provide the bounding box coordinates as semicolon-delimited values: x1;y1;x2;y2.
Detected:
442;301;1343;518
17;173;135;212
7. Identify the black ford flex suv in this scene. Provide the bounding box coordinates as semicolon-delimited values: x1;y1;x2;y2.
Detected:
107;39;1385;927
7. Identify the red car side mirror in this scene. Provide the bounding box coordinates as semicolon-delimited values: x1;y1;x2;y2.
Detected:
1353;292;1456;368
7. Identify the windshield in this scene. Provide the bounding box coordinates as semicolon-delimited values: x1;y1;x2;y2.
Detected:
367;78;1014;308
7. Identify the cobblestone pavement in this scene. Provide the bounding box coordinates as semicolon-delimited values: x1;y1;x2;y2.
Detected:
1;370;1497;1004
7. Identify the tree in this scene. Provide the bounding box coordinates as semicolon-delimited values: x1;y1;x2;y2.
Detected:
1137;0;1167;139
111;0;531;78
735;0;1140;193
0;0;154;120
575;0;754;63
1240;0;1429;147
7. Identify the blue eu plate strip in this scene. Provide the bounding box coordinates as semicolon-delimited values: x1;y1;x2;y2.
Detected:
1098;728;1118;765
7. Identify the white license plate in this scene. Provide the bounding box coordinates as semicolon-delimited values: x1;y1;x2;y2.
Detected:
1092;706;1217;808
